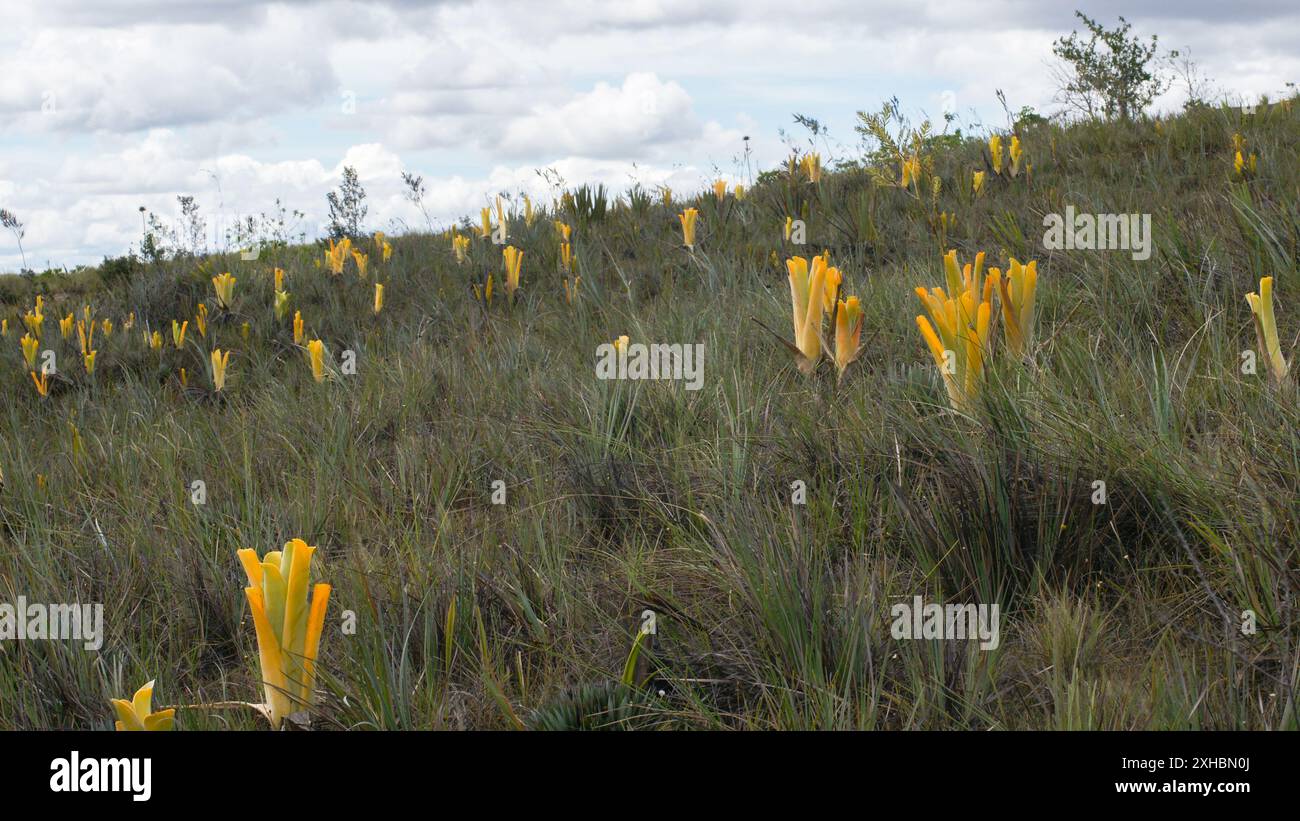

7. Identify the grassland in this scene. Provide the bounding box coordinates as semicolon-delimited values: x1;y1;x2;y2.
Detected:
1;97;1297;730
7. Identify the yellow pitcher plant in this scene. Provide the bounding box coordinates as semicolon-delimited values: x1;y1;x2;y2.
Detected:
972;170;986;196
820;254;842;313
293;311;305;345
77;318;95;355
352;249;368;279
211;349;231;392
1246;276;1288;384
20;333;38;370
275;289;291;321
195;303;208;339
172;319;188;349
786;254;831;373
212;272;236;308
989;134;1004;175
834;295;864;381
474;273;494;307
713;179;728;201
307;339;325;382
801;152;822;183
237;540;331;729
679;208;698;250
452;233;470;263
1009;136;1023;177
373;283;384;315
503;245;523;300
60;313;74;340
325;238;351;274
996;258;1038;357
914;249;995;412
110;680;176;731
900;155;921;189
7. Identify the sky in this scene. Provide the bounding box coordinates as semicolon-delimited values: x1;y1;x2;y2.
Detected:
0;0;1297;271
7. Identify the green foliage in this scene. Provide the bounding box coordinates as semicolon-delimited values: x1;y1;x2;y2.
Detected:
326;166;368;241
1;93;1299;730
1052;11;1171;120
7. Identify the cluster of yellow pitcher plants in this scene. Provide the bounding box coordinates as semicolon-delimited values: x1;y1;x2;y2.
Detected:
112;538;331;731
8;231;396;397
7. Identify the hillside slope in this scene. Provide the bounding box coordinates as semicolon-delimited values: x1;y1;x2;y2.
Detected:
1;98;1298;729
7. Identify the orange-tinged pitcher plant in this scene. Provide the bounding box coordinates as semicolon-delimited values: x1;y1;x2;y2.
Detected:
996;258;1038;357
76;318;95;354
307;339;325;382
914;249;995;412
110;680;176;731
834;295;864;380
325;238;351;274
172;319;188;349
237;540;331;729
820;254;842;313
1246;276;1288;384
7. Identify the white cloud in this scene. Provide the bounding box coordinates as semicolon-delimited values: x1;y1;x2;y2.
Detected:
2;0;1299;270
497;73;699;159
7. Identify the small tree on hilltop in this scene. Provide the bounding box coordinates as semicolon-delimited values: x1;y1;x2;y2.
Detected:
1051;11;1170;121
326;166;368;240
